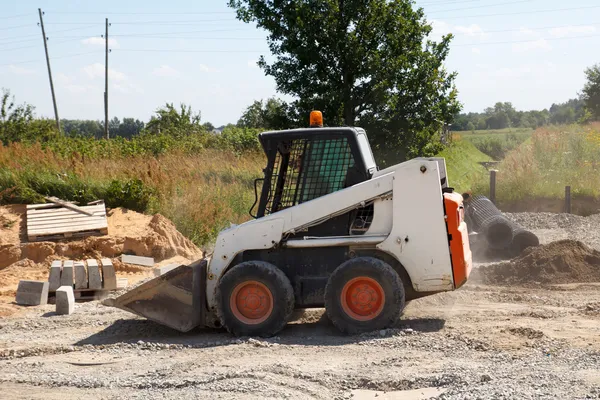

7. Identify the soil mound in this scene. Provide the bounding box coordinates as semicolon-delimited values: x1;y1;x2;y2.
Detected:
472;240;600;285
0;206;202;289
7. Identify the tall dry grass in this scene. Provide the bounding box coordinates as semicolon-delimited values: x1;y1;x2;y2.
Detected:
0;142;265;246
495;122;600;202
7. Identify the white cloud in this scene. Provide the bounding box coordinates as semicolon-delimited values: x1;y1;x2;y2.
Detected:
81;37;119;48
549;25;596;38
516;27;537;38
247;60;259;68
56;73;73;85
454;24;487;39
472;47;481;54
112;81;143;95
199;64;218;73
8;65;36;75
512;39;552;53
152;65;180;77
431;20;488;40
83;63;126;81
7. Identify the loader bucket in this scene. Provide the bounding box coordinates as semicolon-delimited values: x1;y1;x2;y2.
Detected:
104;258;207;332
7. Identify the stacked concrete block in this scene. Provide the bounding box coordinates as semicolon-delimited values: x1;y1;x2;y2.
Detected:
87;259;103;290
16;280;49;306
55;286;75;315
101;258;117;290
48;260;62;292
60;260;74;288
121;254;154;267
153;263;181;277
74;261;88;290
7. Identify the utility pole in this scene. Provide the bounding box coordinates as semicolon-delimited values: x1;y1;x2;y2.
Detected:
38;8;60;132
104;18;109;139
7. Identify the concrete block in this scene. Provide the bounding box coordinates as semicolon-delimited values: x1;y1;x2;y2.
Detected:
101;258;117;290
16;280;49;306
153;263;182;277
60;260;74;288
48;260;62;292
87;259;102;290
55;285;75;315
74;261;88;290
121;254;155;267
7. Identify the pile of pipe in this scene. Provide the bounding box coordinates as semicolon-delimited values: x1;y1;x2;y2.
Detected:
463;194;539;256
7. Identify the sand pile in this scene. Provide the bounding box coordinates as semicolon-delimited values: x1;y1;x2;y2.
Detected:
472;240;600;285
0;206;203;291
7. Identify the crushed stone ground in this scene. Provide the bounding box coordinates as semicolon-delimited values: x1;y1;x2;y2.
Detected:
0;211;599;399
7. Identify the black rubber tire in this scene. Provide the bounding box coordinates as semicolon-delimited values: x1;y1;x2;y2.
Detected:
324;257;405;335
216;261;294;337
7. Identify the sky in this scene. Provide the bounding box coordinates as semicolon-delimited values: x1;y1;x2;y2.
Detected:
1;0;599;126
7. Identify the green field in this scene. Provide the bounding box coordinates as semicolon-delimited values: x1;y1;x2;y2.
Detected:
457;127;533;141
455;127;533;161
436;137;491;194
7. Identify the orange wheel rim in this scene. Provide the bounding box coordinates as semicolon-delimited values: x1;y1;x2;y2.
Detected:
230;280;274;325
340;277;385;321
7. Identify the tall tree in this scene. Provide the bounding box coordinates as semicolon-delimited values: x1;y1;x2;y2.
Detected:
237;97;292;130
582;64;600;120
228;0;461;159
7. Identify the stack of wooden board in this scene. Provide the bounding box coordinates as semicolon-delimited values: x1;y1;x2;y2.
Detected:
26;198;108;242
48;259;127;301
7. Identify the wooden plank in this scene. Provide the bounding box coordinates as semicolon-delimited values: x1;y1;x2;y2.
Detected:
28;217;108;229
26;202;79;210
87;200;104;205
44;196;95;216
29;223;108;236
27;205;105;216
27;210;106;220
29;229;107;242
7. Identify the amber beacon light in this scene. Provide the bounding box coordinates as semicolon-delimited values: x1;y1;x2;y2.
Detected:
309;110;323;127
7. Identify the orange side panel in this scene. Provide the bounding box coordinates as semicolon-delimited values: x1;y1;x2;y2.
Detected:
444;192;473;289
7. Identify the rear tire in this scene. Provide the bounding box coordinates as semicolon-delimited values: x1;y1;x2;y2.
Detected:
325;257;405;335
216;261;294;337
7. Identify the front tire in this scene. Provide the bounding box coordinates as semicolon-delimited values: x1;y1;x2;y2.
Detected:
216;261;294;337
325;257;405;335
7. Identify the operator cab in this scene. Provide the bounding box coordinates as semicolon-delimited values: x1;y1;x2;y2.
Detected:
251;111;377;222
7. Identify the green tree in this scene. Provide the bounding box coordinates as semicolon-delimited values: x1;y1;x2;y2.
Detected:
228;0;461;160
0;88;57;143
146;103;203;135
237;97;292;130
582;64;600;120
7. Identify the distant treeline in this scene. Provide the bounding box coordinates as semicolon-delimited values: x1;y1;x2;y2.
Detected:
452;99;587;131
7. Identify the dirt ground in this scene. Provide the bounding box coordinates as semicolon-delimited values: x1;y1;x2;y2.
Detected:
0;210;599;399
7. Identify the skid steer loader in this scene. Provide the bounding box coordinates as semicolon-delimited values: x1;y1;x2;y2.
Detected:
108;111;472;337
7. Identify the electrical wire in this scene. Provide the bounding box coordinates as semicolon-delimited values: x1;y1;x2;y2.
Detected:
436;4;600;19
0;50;103;67
452;32;600;47
428;0;534;13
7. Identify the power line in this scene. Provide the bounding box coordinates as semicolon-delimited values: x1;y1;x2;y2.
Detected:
0;12;33;20
110;28;249;37
0;37;90;52
0;23;36;31
0;24;98;41
436;4;600;19
428;0;534;13
0;51;103;67
452;33;600;47
44;18;236;25
113;48;264;53
113;35;264;40
45;11;233;15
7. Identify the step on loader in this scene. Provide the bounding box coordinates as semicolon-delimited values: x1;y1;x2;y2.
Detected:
107;111;473;337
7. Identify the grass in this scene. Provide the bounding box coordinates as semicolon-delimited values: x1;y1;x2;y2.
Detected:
0;142;265;246
457;128;533;160
492;123;600;203
459;127;533;141
436;135;491;194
